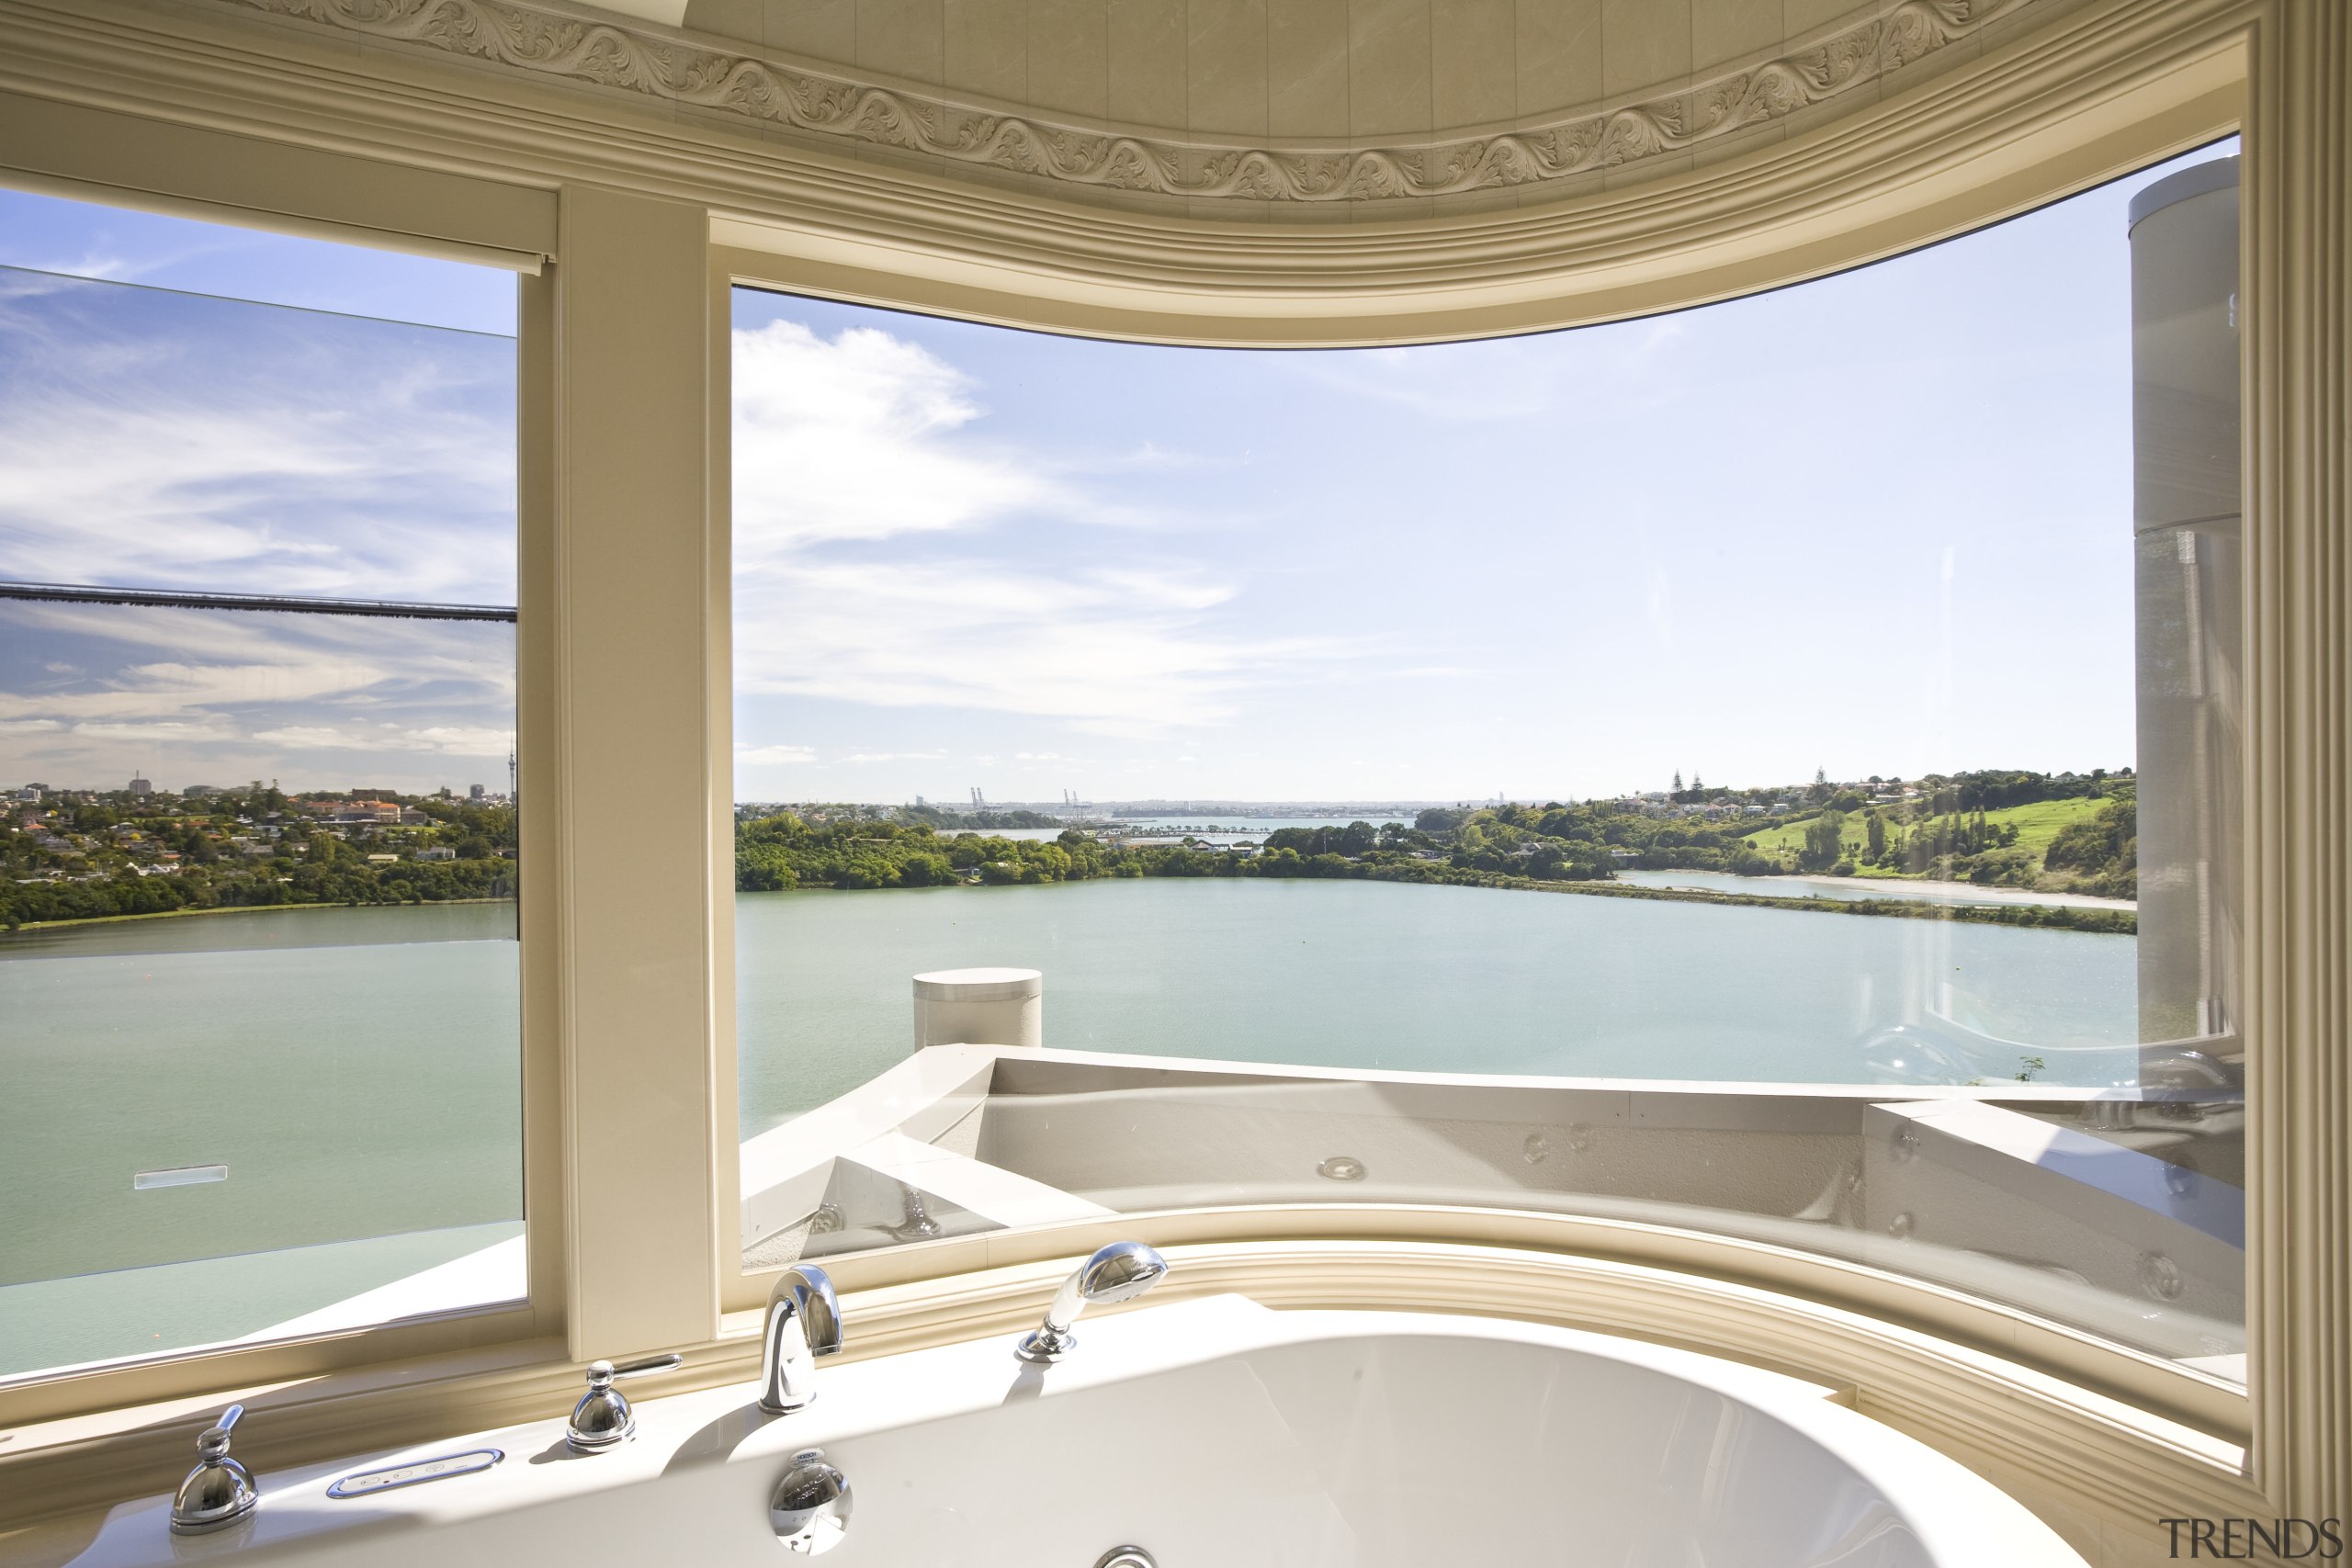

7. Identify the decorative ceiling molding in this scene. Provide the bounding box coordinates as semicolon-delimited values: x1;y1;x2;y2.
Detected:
217;0;2034;205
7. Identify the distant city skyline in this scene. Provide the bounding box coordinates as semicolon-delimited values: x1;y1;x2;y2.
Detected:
13;776;508;799
0;142;2232;802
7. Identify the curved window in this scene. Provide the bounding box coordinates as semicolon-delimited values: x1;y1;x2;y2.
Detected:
729;142;2244;1380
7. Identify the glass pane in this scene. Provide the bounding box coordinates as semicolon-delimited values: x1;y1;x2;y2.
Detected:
0;263;515;603
0;186;517;333
732;143;2243;1379
0;211;520;1380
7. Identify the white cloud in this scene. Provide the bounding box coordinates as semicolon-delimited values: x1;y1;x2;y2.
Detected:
0;658;391;724
1114;442;1206;472
0;279;514;600
1298;343;1565;423
0;227;249;288
0;602;514;787
735;742;817;765
732;320;1058;555
58;718;240;744
1295;315;1691;423
248;722;512;756
735;557;1347;737
727;315;1359;741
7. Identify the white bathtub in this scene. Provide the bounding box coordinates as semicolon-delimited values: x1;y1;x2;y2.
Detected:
65;1295;2085;1567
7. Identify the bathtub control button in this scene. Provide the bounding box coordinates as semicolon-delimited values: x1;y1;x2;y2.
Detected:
327;1449;503;1498
1094;1551;1158;1568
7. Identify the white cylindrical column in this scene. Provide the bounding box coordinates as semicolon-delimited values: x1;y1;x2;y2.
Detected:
912;967;1042;1050
2129;156;2242;1049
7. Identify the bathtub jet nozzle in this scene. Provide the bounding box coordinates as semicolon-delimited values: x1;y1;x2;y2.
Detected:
1015;1241;1168;1364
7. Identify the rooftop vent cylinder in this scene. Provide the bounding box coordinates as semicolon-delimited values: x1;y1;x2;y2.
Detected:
911;967;1043;1050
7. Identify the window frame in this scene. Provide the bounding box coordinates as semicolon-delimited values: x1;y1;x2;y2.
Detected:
0;179;561;1425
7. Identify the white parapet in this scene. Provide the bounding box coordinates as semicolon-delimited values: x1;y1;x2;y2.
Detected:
912;966;1042;1050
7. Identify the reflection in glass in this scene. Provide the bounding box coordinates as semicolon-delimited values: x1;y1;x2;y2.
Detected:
0;606;520;1376
0;235;520;1379
0;265;514;604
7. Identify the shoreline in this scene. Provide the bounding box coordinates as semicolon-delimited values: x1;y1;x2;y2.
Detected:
1457;870;2135;934
1623;869;2136;912
743;865;2137;934
11;874;2131;940
8;897;516;932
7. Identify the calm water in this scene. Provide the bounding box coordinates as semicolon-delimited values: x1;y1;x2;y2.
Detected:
0;882;2138;1356
0;905;522;1291
734;876;2139;1135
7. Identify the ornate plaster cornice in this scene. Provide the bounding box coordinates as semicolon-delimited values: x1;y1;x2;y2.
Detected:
217;0;2034;204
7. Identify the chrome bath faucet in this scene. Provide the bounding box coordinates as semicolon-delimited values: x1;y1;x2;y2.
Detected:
760;1264;843;1414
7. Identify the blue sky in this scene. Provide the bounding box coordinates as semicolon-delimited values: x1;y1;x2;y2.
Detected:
0;144;2233;801
733;139;2235;805
0;198;516;334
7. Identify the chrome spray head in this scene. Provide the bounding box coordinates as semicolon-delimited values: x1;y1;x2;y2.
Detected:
1015;1240;1169;1363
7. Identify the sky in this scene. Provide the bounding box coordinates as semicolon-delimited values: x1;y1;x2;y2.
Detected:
0;141;2234;801
0;206;517;795
731;139;2236;805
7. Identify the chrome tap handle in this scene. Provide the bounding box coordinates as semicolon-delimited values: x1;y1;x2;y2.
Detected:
199;1403;243;1456
171;1404;258;1534
759;1265;842;1415
567;1353;683;1452
609;1353;685;1381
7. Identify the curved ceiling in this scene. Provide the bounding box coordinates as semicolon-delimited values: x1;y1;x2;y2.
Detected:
648;0;2053;209
186;0;2070;219
147;0;2222;344
684;0;1898;139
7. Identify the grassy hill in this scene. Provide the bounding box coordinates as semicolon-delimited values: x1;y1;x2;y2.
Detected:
1741;795;2115;881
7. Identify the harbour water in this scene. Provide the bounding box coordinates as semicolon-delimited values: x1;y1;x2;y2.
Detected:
0;904;523;1372
1;878;2139;1369
732;875;2138;1134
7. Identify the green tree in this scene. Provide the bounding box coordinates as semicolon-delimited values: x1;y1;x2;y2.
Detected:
1799;809;1848;872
